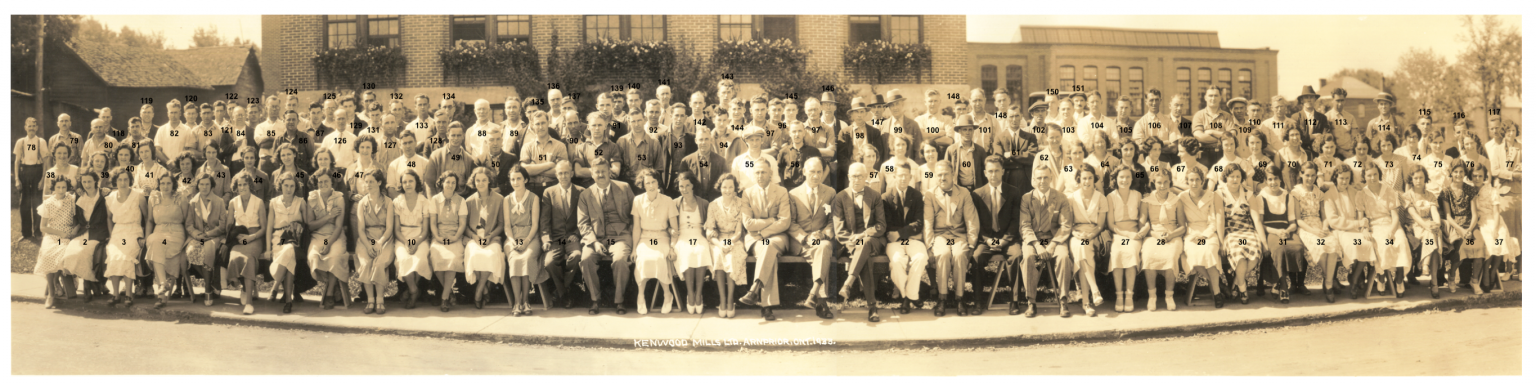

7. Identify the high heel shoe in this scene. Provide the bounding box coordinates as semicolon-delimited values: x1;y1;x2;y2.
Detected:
473;295;484;310
364;302;376;314
1145;296;1156;312
1239;291;1250;305
282;301;293;314
1325;287;1336;303
1213;291;1225;308
661;293;674;314
638;299;650;315
1279;290;1290;304
377;301;386;315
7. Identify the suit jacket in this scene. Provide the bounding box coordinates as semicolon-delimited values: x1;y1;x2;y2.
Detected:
923;186;980;247
542;183;585;241
787;182;836;244
943;142;990;189
680;151;729;201
1290;110;1333;157
881;185;924;240
972;182;1021;241
1018;188;1074;246
741;183;792;239
832;186;886;245
835;125;888;190
575;180;634;243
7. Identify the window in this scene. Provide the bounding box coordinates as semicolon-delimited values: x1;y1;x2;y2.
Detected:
326;15;397;48
496;16;532;43
584;15;666;42
1129;67;1144;116
1106;67;1122;117
981;65;998;102
452;16;488;46
719;15;797;42
1059;66;1075;91
1197;68;1212;94
326;15;358;49
366;15;399;47
1083;66;1098;94
848;15;922;44
1005;65;1024;103
1176;67;1192;112
1238;69;1253;100
451;15;532;46
890;16;921;44
1218;69;1232;95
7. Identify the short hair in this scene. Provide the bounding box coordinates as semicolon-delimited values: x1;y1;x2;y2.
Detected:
466;166;497;191
1312;133;1337;155
1110;164;1138;183
1377;131;1400;152
749;95;768;106
1360;160;1383;181
1146;88;1163;98
1332;87;1348;98
51;176;75;192
1330;165;1354;185
437;170;462;195
625;88;641;98
953;99;969;107
110;168;134;188
1408;166;1430;188
172;151;200;173
366;101;384;112
888;132;913;150
644;99;661;111
237;144;259;160
1176;136;1202;157
716;174;741;196
670;102;688;114
1223;164;1249;184
983;155;1005;169
399;169;425;194
76;170;100;188
1253;163;1279;184
1116;95;1132;105
446;121;466;134
716;79;736;90
1248;130;1270;154
1141;136;1165;156
1114;137;1141;163
167;99;182;108
1033;162;1055;174
354;134;379;154
363;168;386;187
231;172;254;193
1148;164;1173;186
768;98;784;109
1449;160;1468;178
925;89;941;99
275;170;303;194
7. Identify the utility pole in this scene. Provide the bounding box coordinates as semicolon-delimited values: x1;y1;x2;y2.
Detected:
36;15;47;130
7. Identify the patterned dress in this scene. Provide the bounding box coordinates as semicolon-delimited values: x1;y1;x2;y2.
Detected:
268;195;306;277
35;193;78;276
1291;186;1337;264
704;197;748;286
1219;187;1262;262
503;189;541;279
355;194;394;284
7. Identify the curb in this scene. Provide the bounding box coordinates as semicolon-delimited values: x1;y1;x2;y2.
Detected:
12;290;1521;351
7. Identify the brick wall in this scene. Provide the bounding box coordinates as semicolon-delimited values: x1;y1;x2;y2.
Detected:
798;15;847;81
267;15;322;92
401;16;450;88
925;15;968;85
531;15;583;80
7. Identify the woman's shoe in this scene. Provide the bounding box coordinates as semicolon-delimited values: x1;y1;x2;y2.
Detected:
1279;290;1290;304
1145;296;1156;312
153;297;166;309
1239;291;1250;305
1213;292;1225;308
868;308;880;323
282;302;293;314
899;299;911;315
404;293;416;310
717;305;726;318
243;304;255;315
377;302;386;315
661;292;674;314
638;299;650;315
1114;294;1124;313
473;295;484;310
1166;293;1177;311
1325;289;1336;303
364;303;376;314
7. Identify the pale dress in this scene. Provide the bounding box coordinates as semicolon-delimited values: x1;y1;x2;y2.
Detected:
1402;189;1441;261
705;198;749;286
393;194;434;279
61;193;105;280
428;193;468;273
355;195;394;285
632;193;678;283
104;190;144;278
1067;190;1108;271
1474;186;1513;256
35;194;78;276
1106;189;1143;269
1361;185;1411;269
463;192;505;284
1292;186;1339;264
306;189;349;278
1140;190;1184;271
268;195;305;277
503;189;542;279
146;192;188;268
1325;188;1374;264
673;196;712;271
1179;190;1221;269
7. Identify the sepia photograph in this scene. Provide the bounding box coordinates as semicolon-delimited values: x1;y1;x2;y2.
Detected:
4;4;1525;376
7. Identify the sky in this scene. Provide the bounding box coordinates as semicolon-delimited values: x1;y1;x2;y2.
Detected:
85;14;1518;99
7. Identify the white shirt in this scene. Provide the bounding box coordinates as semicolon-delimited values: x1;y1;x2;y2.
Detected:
465;121;501;160
322;129;359;169
155;122;193;161
13;136;48;165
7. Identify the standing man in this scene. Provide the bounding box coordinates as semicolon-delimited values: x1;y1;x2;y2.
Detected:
736;164;792;321
915;89;955;152
995;100;1045;193
15;117;48;239
787;157;837;319
1367;93;1399;145
1325;88;1359;158
660;103;695;196
1111;96;1136;143
431;122;475;197
49;113;83;167
1191;87;1238;166
541;160;585;308
519;111;567;196
1289;85;1332;158
925;160;980;316
881;89;921;159
321;108;359;168
464;99;500;160
835;97;886;190
1132;89;1178;152
407;94;434;156
373;114;410;167
833;161;887;322
944;115;988;191
681;125;729;201
959;89;1000;153
1076;92;1110;145
190;104;234;161
1258;95;1295;156
655;85;675;128
883;162;926;314
731;127;780;190
572;112;621;189
616;100;664;186
1016;163;1075;317
254;95;287;163
387;130;436;198
154;100;190;166
973;156;1023;314
80;116;118;165
575;156;635;315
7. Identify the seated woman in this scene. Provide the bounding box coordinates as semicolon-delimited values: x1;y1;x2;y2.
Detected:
266;171;308;314
703;175;748;318
1256;164;1302;303
1470;164;1508;294
673;171;712;314
1326;166;1375;301
1292;163;1337;298
306;152;349;310
104;169;147;307
36;177;80;309
1359;161;1410;297
354;169;395;314
1217;166;1266;305
502;165;543;316
63;171;109;302
1105;165;1147;312
632;168;679;315
185;174;228;306
1276;127;1311;190
392;169;433;310
227;174;266;315
1066;165;1109;312
1141;167;1186;310
1403;168;1443;297
464;167;505;309
146;173;190;309
429;171;468;312
1180;169;1224;307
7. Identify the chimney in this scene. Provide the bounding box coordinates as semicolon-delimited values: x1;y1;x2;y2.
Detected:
1320;78;1328;89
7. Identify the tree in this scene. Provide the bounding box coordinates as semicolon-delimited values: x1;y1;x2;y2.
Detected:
1457;15;1521;115
11;15;79;91
192;24;222;48
1392;47;1473;122
73;17;166;49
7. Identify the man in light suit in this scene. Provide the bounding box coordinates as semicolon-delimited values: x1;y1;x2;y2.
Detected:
883;162;927;314
972;155;1024;315
575;156;635;315
736;164;792;321
835;162;887;322
926;160;981;317
787;157;838;319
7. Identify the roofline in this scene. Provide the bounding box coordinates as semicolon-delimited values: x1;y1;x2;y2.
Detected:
968;41;1278;52
1018;25;1220;35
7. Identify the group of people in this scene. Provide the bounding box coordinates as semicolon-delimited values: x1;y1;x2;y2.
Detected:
16;78;1521;323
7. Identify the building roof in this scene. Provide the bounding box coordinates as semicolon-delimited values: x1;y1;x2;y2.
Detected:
1320;75;1384;100
66;40;212;90
1016;26;1221;48
164;46;253;87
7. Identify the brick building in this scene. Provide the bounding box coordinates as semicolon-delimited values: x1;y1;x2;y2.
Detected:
967;25;1279;117
260;15;968;106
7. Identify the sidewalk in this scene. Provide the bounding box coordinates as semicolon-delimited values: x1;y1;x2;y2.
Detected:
10;273;1520;350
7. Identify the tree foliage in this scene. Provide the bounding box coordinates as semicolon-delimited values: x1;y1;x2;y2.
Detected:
74;17;167;49
1392;47;1474;120
1456;15;1520;114
11;15;79;91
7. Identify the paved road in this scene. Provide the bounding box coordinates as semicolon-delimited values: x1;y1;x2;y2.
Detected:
11;302;1519;375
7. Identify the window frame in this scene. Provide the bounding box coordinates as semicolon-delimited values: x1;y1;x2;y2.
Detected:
448;15;533;47
325;15;400;49
1238;69;1253;100
1129;67;1145;116
718;15;798;43
847;15;923;44
325;15;360;49
1083;65;1099;94
1005;64;1024;104
1105;67;1122;117
1176;67;1192;112
583;15;668;42
1059;65;1076;92
980;65;998;101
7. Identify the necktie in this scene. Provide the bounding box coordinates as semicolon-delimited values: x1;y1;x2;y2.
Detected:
991;186;1001;232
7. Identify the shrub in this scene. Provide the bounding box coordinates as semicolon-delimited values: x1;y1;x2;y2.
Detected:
437;40;541;93
843;41;931;84
311;42;406;90
713;38;810;82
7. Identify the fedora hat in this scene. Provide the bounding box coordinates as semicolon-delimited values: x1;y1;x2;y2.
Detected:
1372;92;1397;104
848;97;871;113
870;94;890;108
1296;85;1321;101
952;114;979;131
884;89;906;105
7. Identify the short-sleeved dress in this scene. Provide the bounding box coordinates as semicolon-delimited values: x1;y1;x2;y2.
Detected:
62;192;107;281
632;193;678;283
355;194;394;284
227;194;265;280
428;192;468;273
35;193;78;276
146;192;188;271
1327;188;1375;264
306;189;349;278
104;190;145;278
393;194;433;279
503;189;542;280
1219;187;1262;263
1402;188;1441;258
1106;189;1143;269
1067;189;1108;270
1141;190;1183;271
705;197;748;286
1180;189;1221;269
1291;186;1338;264
674;196;712;272
464;191;505;284
1361;185;1411;269
185;193;227;269
1474;185;1511;257
268;195;306;277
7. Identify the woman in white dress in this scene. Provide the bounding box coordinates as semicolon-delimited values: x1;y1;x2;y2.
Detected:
146;173;190;309
673;171;712;314
134;140;166;197
1420;129;1452;196
37;177;79;309
392;169;433;309
353;170;395;315
1180;169;1224;307
1374;134;1413;192
266;171;307;314
464;167;505;309
429;171;468;312
502;165;543;316
1066;165;1108;313
1471;164;1510;294
879;135;922;192
104;169;147;306
1106;165;1147;311
704;175;747;318
632;168;679;315
1276;127;1310;189
1359;161;1410;297
42;144;78;198
1292;163;1338;301
305;168;348;310
1141;167;1185;311
917;141;943;194
1326;167;1374;300
1402;168;1443;297
228;174;267;315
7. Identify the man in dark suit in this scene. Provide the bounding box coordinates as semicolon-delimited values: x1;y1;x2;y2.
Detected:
972;155;1023;314
541;160;585;308
835;97;886;190
994;101;1046;193
575;156;635;315
680;125;729;201
833;162;887;322
1289;85;1333;158
945;114;990;190
883;162;927;314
